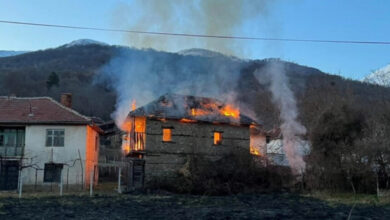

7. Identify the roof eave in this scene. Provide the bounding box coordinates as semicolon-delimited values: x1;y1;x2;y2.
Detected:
141;115;254;127
0;121;91;126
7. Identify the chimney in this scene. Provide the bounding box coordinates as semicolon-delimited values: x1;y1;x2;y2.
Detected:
60;93;72;108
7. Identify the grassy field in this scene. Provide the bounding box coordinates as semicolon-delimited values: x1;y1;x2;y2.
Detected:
307;191;390;206
0;190;389;219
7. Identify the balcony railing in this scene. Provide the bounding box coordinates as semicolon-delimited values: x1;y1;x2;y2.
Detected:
0;145;24;157
131;132;145;152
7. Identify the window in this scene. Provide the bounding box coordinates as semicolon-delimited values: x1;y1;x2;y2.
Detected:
95;136;99;152
0;132;3;146
266;135;271;144
43;163;63;182
0;129;25;147
162;128;172;142
213;132;222;145
46;129;64;147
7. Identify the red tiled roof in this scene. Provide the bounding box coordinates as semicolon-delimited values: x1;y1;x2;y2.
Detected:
0;96;91;125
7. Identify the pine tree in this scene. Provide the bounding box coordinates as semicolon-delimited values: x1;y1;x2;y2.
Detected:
46;72;59;90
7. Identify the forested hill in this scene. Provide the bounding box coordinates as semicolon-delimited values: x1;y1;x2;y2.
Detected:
1;40;390;132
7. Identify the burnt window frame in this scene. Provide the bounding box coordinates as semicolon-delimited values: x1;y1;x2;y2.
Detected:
43;163;63;183
46;129;65;147
161;126;174;143
213;131;223;146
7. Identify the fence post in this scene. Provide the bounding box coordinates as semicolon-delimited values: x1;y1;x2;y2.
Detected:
89;171;93;197
118;167;122;193
59;170;63;196
18;170;23;199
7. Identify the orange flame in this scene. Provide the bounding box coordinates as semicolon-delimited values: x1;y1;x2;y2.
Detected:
180;118;197;123
120;116;146;154
189;103;240;119
250;146;261;156
190;108;209;117
131;99;137;111
122;134;130;154
121;119;132;131
221;104;239;119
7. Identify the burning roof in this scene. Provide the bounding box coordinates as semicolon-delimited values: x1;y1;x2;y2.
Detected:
128;94;256;125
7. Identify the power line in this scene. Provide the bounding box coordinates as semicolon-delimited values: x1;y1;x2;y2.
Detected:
1;19;390;45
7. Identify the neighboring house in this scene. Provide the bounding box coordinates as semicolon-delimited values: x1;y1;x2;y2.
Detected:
98;121;124;181
263;128;310;166
121;94;257;187
0;94;101;190
99;121;123;163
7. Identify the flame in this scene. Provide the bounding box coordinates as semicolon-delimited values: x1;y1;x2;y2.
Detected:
120;116;146;154
221;104;239;119
180;118;197;123
122;140;130;154
122;134;131;154
121;119;132;131
189;103;240;119
213;132;222;145
131;99;137;111
250;146;261;156
190;108;209;117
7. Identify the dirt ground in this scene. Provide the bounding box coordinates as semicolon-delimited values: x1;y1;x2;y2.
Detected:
0;192;389;219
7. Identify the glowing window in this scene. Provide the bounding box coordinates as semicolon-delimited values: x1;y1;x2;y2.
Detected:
213;132;222;145
162;128;172;142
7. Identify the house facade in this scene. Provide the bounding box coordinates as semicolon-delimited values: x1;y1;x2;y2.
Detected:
0;94;100;190
121;94;256;187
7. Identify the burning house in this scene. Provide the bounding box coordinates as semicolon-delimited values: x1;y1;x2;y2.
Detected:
0;94;101;191
120;94;258;187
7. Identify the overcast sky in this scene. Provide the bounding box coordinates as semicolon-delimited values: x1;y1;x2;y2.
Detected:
0;0;389;80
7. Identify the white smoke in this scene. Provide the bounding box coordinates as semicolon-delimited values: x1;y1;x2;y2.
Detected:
95;48;244;127
255;60;307;174
104;0;281;127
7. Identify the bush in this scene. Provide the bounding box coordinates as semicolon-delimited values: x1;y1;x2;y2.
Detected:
147;150;295;195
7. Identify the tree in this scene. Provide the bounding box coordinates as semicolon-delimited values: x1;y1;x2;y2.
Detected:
306;105;372;192
46;72;59;90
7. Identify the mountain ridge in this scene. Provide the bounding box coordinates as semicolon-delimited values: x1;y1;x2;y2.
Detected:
0;39;389;131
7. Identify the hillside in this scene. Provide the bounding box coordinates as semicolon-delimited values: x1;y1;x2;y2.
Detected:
1;40;390;130
0;50;28;58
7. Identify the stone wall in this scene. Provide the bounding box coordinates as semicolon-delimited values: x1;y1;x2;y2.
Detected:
143;118;250;182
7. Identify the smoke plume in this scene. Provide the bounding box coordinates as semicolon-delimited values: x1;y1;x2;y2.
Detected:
95;49;244;126
255;60;307;173
102;0;280;126
111;0;275;57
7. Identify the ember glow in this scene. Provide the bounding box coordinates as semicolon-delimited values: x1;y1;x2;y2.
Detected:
213;132;222;145
189;103;240;120
180;118;197;123
250;146;261;156
162;128;172;142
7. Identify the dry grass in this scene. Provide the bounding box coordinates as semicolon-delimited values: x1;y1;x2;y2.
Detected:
306;191;390;205
0;182;122;199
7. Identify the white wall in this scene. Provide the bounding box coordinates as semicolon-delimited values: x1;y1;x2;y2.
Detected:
21;125;88;185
